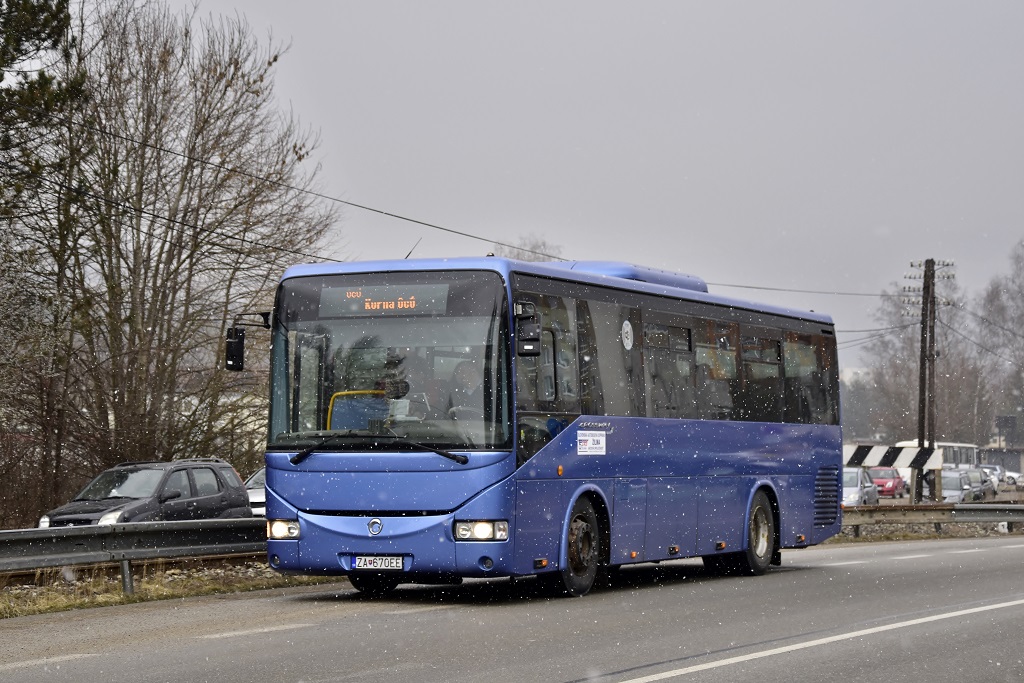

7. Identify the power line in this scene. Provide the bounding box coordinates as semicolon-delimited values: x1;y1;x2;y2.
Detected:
956;304;1024;345
836;322;918;334
11;104;565;262
14;166;340;266
837;333;892;350
3;105;994;306
936;319;1021;369
707;282;900;298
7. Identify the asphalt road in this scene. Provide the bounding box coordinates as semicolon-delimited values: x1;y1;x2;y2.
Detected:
3;535;1023;683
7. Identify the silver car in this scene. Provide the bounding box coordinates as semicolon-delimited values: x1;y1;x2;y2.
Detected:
843;467;879;506
244;467;266;517
941;470;973;504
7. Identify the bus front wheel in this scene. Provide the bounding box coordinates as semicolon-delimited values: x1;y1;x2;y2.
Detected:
545;496;601;597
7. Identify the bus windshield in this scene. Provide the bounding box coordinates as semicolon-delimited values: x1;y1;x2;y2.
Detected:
268;270;511;451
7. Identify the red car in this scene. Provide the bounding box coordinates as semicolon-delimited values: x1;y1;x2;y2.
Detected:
868;467;906;498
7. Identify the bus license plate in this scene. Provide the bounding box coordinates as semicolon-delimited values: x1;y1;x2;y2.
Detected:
353;555;403;570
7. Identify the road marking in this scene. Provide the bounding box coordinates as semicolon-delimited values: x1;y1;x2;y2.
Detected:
382;606;455;615
0;654;98;672
821;561;867;566
198;623;315;639
949;549;985;554
618;597;1024;682
892;554;931;560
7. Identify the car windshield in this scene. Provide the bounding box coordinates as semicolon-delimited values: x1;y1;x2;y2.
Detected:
871;469;896;478
75;468;165;500
245;468;265;489
268;270;512;451
843;470;859;487
941;473;963;487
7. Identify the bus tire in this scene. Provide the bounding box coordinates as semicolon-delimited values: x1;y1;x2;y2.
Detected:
737;490;775;575
548;496;601;597
702;490;776;576
348;572;400;597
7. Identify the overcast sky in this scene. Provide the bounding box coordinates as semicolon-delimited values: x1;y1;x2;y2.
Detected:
176;1;1024;368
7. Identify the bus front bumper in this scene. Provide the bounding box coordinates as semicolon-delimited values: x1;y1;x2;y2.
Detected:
267;512;514;578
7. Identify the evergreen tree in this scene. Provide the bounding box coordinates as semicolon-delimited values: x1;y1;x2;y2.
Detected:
1;0;84;216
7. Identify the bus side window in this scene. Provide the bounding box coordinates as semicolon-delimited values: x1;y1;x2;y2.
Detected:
516;294;579;414
577;300;604;415
586;300;644;417
644;322;696;419
737;333;783;422
694;321;738;420
783;332;840;425
539;330;556;401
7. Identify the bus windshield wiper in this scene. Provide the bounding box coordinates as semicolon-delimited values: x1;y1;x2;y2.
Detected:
289;431;364;465
374;435;469;465
288;431;468;465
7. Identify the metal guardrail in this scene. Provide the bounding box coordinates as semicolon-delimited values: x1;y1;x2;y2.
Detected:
2;506;1023;594
842;503;1024;529
0;518;265;594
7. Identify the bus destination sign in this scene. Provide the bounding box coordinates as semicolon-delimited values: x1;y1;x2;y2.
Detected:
321;284;449;317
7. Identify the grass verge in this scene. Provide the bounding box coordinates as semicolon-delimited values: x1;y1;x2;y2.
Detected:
1;559;336;619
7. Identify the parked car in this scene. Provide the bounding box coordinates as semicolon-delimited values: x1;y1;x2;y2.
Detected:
975;468;998;499
868;466;906;498
977;464;1005;485
960;468;986;501
1005;470;1021;487
941;470;973;504
245;466;266;517
38;458;250;528
843;467;879;506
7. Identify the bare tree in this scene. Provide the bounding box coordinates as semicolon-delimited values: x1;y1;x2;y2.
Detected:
2;0;337;526
491;233;563;262
856;276;995;446
978;240;1024;445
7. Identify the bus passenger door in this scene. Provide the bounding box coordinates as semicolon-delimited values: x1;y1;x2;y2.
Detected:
610;479;647;563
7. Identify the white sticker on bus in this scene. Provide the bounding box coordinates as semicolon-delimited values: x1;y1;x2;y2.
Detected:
578;430;607;455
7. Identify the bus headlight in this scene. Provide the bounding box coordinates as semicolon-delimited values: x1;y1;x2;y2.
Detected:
454;520;508;541
267;519;300;539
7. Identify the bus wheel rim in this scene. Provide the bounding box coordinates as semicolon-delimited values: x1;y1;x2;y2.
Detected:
751;507;770;557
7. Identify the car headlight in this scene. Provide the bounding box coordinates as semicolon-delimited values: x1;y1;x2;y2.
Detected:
267;519;300;539
97;511;123;526
454;520;508;541
38;515;50;529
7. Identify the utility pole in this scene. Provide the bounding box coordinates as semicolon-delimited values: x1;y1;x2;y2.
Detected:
917;258;934;449
903;259;954;502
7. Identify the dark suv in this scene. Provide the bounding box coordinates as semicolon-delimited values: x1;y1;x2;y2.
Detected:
38;458;251;528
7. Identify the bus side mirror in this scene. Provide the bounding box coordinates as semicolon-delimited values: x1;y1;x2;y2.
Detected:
225;327;245;371
514;301;540;356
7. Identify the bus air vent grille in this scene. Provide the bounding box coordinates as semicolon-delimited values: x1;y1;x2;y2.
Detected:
813;465;840;527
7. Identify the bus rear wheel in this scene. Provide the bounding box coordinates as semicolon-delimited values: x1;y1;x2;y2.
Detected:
703;490;776;576
545;496;601;597
742;490;775;574
348;572;400;597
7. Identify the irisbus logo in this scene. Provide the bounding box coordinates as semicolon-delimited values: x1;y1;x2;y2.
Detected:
367;518;383;536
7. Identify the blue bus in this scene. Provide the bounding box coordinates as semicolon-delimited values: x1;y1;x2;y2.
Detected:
232;257;842;596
